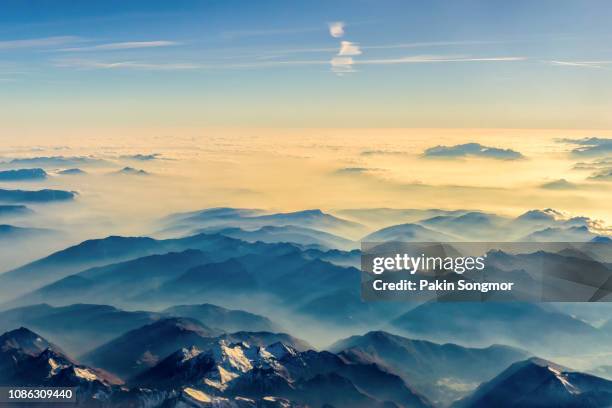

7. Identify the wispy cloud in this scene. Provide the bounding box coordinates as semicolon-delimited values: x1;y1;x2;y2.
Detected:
54;59;200;70
328;22;345;38
0;36;81;50
547;60;612;69
58;41;179;52
364;40;513;50
53;54;526;72
357;55;526;65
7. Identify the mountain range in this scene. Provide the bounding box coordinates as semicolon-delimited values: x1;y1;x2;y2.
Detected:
0;206;611;407
0;168;47;181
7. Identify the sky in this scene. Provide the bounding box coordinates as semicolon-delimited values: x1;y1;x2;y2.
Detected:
1;0;612;129
0;1;610;265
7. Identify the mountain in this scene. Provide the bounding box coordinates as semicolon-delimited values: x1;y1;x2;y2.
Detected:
0;233;318;304
0;327;64;377
0;327;121;405
391;302;605;355
203;225;356;250
25;243;359;310
164;207;264;226
163;304;282;333
330;330;530;405
58;168;86;175
418;212;509;240
363;223;459;242
113;166;149;175
0;235;164;299
7;156;108;167
296;288;405;326
147;258;258;300
248;210;365;237
0;224;56;241
0;304;164;355
336;208;470;230
6;249;211;308
3;232;282;302
521;225;597;242
0;188;75;203
217;332;313;352
163;208;365;239
514;209;562;225
81;317;221;379
0;204;32;217
0;168;47;181
130;339;433;408
452;358;612;408
82;318;311;380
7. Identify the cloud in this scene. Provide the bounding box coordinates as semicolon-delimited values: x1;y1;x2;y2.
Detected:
558;137;612;157
328;22;345;38
0;36;81;50
540;179;578;190
58;41;178;52
357;55;526;65
423;142;524;160
330;57;355;74
360;150;407;156
338;41;362;56
54;59;200;70
547;60;612;69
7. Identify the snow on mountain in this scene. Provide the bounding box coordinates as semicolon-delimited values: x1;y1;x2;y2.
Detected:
132;339;433;408
452;358;612;408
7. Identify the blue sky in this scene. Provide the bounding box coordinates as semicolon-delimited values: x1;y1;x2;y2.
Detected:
1;0;611;128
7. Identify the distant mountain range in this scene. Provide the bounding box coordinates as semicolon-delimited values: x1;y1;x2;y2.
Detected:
0;302;283;357
330;330;530;406
3;325;612;408
162;207;367;239
58;168;86;175
0;188;75;203
390;301;608;356
0;168;47;181
0;224;56;241
0;206;610;407
163;304;282;333
199;225;357;250
5;156;108;167
0;204;32;217
113;166;149;176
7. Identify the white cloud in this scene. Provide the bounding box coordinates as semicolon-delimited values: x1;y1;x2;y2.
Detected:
54;59;200;70
59;41;178;52
330;56;355;74
328;22;345;38
547;60;610;69
338;41;362;56
356;55;526;65
0;36;81;50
